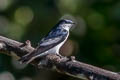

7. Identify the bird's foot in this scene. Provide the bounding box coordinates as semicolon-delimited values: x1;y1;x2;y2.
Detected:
56;54;63;58
67;56;76;61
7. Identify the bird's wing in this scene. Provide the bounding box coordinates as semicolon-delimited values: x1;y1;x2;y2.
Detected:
39;36;63;46
23;29;68;59
19;32;68;64
36;29;68;53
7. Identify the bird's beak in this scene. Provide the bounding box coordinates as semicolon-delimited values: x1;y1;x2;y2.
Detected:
72;22;75;24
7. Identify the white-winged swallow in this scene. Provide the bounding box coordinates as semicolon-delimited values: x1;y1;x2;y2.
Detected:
19;19;75;64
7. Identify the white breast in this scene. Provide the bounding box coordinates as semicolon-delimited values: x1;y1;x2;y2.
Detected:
46;32;69;54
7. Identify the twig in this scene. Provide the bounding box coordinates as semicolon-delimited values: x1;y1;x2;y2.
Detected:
0;35;120;80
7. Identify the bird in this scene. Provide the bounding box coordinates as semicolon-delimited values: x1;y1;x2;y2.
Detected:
19;19;75;64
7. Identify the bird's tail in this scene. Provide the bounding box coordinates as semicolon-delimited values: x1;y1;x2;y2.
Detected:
19;51;49;64
19;53;36;64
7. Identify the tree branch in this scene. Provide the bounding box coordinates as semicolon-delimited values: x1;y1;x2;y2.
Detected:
0;35;120;80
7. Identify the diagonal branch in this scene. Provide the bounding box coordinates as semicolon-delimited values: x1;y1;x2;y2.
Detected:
0;35;120;80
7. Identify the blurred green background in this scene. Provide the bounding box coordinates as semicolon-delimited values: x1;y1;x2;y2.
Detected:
0;0;120;80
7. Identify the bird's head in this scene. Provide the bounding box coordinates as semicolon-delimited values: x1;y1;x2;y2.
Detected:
59;19;75;30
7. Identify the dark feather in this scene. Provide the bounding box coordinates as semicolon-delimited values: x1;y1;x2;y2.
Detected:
19;28;68;63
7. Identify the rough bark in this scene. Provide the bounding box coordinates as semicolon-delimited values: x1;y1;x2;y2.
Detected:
0;36;120;80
